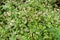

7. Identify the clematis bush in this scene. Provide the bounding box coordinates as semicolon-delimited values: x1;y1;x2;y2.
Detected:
0;0;60;40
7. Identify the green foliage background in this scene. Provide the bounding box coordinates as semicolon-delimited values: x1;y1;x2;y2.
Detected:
0;0;60;40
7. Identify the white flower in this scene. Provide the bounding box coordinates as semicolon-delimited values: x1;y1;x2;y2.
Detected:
9;19;15;26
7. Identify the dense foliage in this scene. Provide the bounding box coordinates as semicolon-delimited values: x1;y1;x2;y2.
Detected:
0;0;60;40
